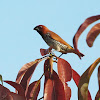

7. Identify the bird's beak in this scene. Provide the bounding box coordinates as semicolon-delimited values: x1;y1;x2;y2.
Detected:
33;26;39;31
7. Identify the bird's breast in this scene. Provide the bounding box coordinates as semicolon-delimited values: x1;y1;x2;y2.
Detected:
42;34;71;53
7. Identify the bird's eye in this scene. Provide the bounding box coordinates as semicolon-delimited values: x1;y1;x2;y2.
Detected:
39;26;42;28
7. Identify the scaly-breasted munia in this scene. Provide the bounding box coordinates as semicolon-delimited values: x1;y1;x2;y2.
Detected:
34;25;84;59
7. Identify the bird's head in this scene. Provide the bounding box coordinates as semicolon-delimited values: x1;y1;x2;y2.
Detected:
34;25;49;34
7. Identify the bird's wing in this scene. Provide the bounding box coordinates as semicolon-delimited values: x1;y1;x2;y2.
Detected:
49;31;73;49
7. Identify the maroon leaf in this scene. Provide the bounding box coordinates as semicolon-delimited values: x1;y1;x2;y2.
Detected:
95;92;100;100
98;66;100;92
0;83;25;100
26;80;40;100
0;84;13;100
78;58;100;100
72;69;92;100
86;23;100;47
4;80;25;97
40;47;52;56
57;58;72;82
73;15;100;53
10;92;26;100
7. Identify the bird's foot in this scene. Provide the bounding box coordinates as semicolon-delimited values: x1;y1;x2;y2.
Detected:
58;53;63;58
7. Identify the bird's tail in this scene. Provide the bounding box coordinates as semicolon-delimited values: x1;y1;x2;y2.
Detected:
74;50;85;59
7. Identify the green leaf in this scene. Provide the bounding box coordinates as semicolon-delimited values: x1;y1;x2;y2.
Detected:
0;74;3;85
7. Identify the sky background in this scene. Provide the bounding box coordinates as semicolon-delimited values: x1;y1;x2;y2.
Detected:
0;0;100;99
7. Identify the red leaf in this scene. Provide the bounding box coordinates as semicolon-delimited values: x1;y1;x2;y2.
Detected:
44;57;71;100
19;60;39;92
44;71;66;100
57;58;72;100
44;79;54;100
16;59;39;84
62;82;71;100
73;15;100;53
52;71;66;100
86;23;100;47
26;81;40;100
57;58;72;82
72;69;80;86
44;58;53;79
40;47;52;56
4;81;25;97
44;58;54;100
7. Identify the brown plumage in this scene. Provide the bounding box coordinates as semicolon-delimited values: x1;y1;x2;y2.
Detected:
34;25;84;59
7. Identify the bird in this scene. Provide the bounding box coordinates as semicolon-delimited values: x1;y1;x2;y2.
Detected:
34;25;84;59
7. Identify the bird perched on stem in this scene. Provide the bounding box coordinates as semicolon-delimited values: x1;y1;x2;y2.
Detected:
34;25;84;59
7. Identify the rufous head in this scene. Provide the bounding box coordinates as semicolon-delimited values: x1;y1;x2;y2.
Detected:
34;25;49;34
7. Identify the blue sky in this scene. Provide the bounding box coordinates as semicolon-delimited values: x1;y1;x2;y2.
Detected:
0;0;100;99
